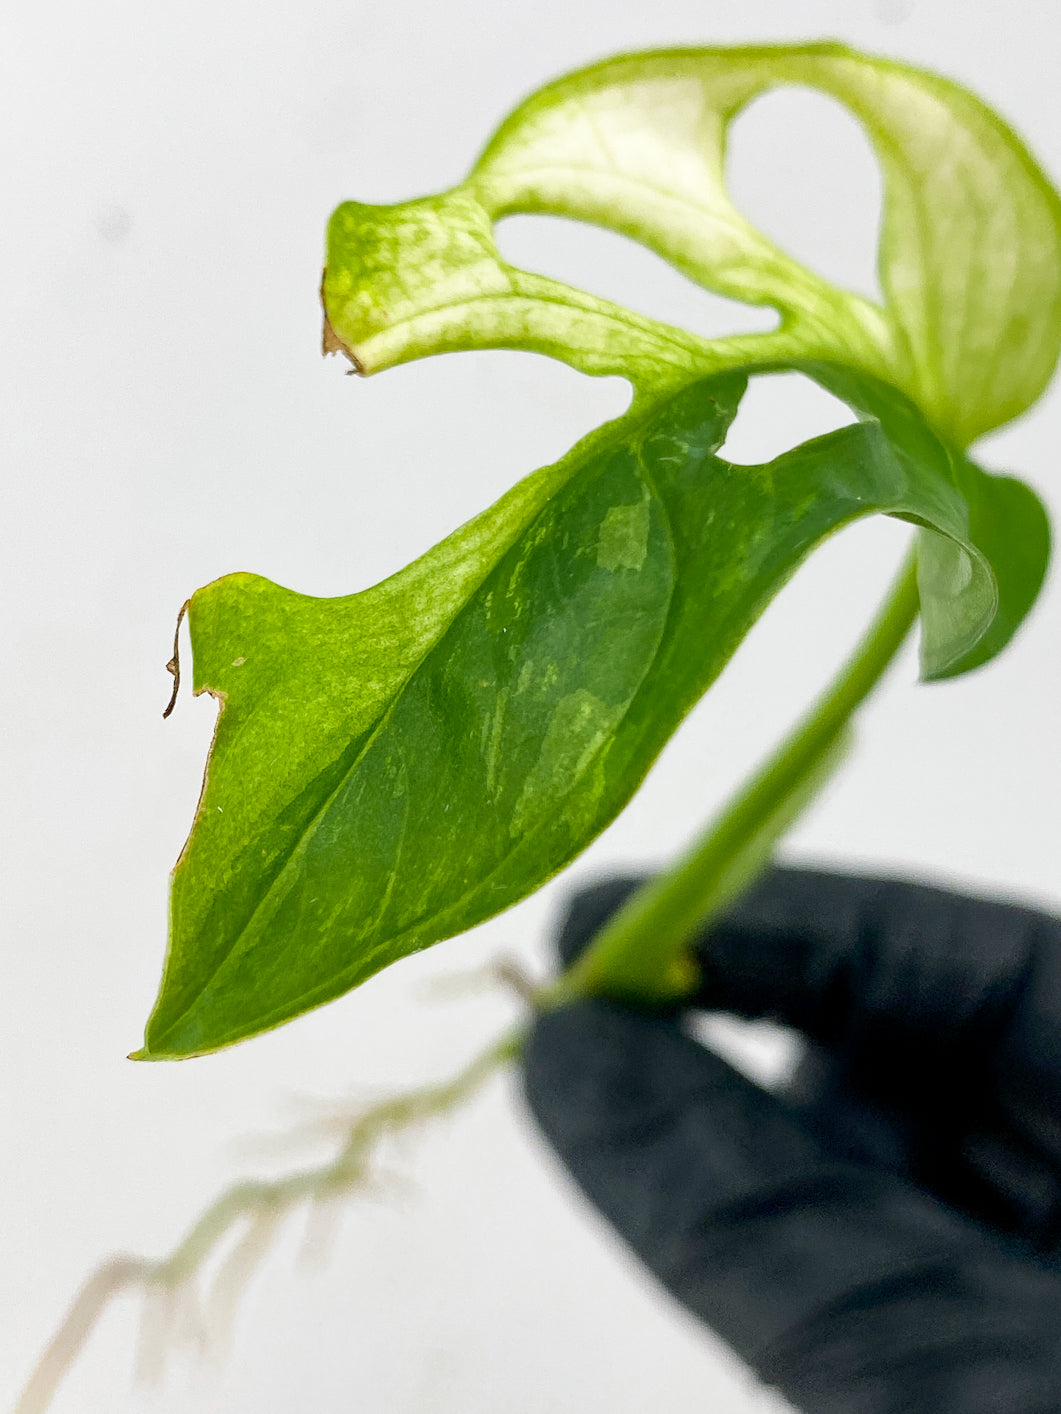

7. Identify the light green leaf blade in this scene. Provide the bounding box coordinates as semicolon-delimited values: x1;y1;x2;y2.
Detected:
323;44;1061;446
140;371;1047;1057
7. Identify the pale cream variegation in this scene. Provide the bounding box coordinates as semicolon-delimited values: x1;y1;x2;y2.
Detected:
324;44;1061;446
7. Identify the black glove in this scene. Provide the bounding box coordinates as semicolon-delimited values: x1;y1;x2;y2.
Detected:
524;867;1061;1414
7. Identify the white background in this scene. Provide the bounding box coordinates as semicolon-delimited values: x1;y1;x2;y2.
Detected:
3;1;1060;1410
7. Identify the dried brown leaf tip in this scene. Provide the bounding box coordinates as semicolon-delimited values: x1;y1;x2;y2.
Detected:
163;600;190;720
321;309;345;357
320;270;364;371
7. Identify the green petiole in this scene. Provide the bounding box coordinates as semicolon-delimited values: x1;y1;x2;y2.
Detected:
551;546;921;1007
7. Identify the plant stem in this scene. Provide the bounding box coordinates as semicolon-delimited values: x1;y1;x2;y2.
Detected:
548;545;922;1006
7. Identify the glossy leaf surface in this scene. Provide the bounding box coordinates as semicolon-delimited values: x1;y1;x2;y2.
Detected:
143;44;1059;1056
142;371;1047;1056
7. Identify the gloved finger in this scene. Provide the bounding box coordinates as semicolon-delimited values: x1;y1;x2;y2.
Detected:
683;864;1061;1241
524;999;1061;1414
782;1042;1061;1251
676;866;1058;1071
554;870;1061;1208
558;877;929;1181
557;869;1059;1069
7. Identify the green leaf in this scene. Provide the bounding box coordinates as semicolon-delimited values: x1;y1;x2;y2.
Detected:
142;44;1059;1056
140;369;1047;1057
324;43;1061;445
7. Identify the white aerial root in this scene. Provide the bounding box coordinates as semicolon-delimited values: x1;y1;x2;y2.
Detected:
14;1028;523;1414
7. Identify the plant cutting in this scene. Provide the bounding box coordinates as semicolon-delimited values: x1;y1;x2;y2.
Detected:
16;39;1061;1413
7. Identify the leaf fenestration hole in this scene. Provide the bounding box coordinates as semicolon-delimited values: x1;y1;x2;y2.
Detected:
493;214;779;341
726;86;884;305
720;371;857;466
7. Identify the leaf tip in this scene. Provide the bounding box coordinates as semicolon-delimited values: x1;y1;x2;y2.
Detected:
130;1038;202;1062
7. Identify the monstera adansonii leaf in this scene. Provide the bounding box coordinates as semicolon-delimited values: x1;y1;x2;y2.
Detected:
139;44;1058;1057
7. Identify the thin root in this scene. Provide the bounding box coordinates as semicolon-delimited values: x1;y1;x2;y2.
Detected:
13;1027;523;1413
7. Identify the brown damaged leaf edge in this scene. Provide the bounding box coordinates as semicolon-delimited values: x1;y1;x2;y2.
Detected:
320;271;364;372
162;599;190;720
